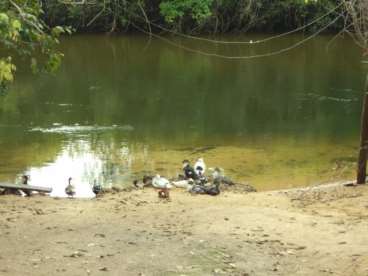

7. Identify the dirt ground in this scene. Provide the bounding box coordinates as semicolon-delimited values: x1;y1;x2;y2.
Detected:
0;183;367;276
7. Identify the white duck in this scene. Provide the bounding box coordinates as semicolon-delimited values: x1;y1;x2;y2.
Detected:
172;179;194;189
152;175;173;189
194;158;206;176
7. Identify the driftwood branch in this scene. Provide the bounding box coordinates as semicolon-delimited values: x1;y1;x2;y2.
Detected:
86;0;106;27
137;1;152;37
343;0;368;49
58;0;97;5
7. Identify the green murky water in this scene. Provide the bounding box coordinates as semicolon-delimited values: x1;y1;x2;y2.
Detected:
0;34;365;197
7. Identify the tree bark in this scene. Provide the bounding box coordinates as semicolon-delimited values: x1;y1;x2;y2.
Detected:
357;73;368;184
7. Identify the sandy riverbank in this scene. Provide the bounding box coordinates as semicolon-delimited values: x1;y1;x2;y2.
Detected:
0;182;367;276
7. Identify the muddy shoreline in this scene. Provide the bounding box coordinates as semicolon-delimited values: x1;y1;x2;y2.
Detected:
0;182;367;275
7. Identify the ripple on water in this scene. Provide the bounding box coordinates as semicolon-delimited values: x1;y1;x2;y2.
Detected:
29;125;134;134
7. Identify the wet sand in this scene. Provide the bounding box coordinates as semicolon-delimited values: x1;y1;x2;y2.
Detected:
0;183;367;276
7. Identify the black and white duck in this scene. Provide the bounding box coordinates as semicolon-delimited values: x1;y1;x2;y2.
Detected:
182;160;198;180
194;158;206;176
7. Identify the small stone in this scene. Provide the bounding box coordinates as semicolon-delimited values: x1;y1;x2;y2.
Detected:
35;209;44;215
65;251;83;258
213;268;224;274
287;250;295;255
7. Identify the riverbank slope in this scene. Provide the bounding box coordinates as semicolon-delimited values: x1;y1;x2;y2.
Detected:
0;183;367;275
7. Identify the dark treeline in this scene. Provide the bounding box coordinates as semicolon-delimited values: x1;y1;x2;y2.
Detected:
42;0;343;34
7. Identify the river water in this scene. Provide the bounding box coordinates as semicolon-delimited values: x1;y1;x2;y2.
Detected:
0;34;365;197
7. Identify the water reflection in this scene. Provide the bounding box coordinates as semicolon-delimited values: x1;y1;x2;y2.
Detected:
0;34;364;193
0;123;359;195
30;124;134;134
24;141;101;198
20;128;144;197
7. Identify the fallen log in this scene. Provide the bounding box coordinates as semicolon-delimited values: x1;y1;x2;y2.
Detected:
0;182;52;193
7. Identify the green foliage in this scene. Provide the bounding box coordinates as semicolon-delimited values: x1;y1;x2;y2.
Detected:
42;0;140;33
251;0;339;32
0;57;16;93
39;0;341;34
159;0;213;23
0;0;71;93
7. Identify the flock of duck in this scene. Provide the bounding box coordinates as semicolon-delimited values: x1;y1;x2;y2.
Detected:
133;158;235;198
13;158;235;198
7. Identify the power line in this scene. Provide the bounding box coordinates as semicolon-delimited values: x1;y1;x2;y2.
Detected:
131;15;341;60
132;2;343;45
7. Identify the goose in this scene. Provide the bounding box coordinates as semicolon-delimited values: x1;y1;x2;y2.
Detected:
194;158;206;176
21;175;32;196
65;177;76;197
92;180;102;195
22;175;29;185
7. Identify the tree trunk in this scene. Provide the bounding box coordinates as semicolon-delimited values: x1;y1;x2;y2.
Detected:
357;73;368;184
